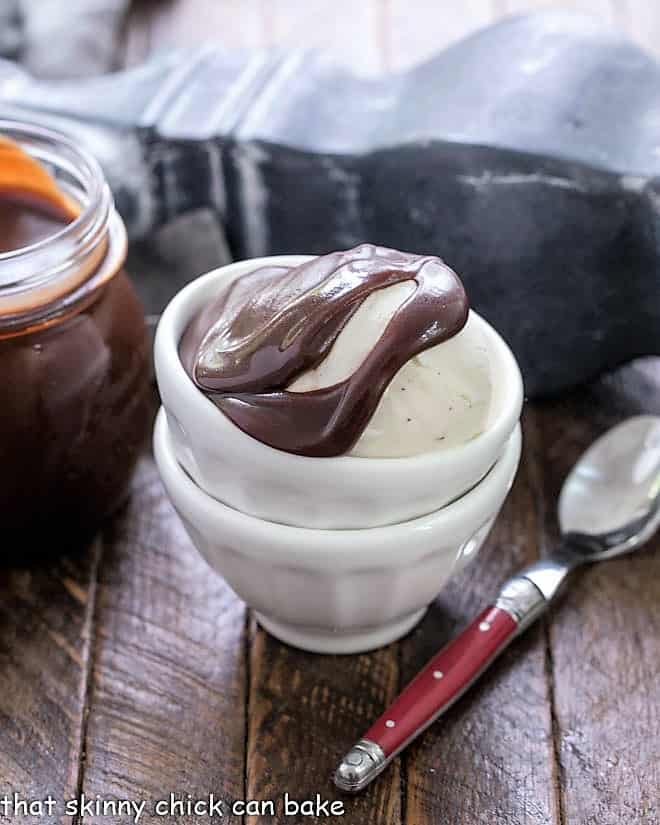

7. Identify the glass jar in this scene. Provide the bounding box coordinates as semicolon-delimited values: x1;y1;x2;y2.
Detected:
0;120;151;551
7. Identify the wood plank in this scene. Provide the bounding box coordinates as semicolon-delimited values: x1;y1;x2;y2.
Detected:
401;409;559;825
119;0;156;68
123;0;385;74
384;0;499;72
145;0;265;53
120;0;660;78
534;359;660;825
121;0;267;69
501;0;660;62
265;0;385;75
245;625;402;824
78;457;248;824
0;542;100;825
611;0;660;60
499;0;616;26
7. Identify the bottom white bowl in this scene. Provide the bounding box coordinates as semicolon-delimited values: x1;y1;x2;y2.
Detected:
154;408;522;654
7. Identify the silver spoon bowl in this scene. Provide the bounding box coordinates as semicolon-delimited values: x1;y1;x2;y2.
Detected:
523;415;660;602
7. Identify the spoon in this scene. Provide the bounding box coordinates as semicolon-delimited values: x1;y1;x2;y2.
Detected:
335;415;660;793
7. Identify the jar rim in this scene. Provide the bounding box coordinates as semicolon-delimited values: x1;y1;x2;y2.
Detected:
0;118;113;293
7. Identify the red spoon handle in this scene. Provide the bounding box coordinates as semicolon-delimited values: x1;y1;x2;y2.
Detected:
363;606;517;756
335;576;549;792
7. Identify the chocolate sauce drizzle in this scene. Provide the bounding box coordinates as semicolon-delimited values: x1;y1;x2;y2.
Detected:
179;244;469;457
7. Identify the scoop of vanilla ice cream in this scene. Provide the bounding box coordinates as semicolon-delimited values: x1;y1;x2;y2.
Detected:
287;283;492;457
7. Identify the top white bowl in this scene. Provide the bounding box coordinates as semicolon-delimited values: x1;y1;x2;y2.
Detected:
154;255;523;529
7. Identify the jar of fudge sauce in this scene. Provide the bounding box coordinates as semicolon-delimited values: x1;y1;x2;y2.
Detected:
0;121;150;551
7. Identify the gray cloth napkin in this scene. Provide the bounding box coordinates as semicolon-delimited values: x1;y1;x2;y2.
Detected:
0;0;130;77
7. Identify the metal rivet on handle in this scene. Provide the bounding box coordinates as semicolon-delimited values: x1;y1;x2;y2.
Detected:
479;621;491;632
385;720;396;728
345;751;364;767
433;671;444;680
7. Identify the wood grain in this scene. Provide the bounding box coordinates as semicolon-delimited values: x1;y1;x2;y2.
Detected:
119;0;157;67
534;361;660;825
400;410;559;825
124;0;386;75
245;624;402;824
122;0;266;66
384;0;498;72
264;0;386;75
0;542;100;825
122;0;660;77
499;0;617;25
77;458;248;824
613;0;660;58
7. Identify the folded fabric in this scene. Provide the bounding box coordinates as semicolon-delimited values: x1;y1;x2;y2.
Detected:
0;0;129;77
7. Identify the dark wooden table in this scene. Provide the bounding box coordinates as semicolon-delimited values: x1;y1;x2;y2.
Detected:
2;3;660;824
2;362;660;825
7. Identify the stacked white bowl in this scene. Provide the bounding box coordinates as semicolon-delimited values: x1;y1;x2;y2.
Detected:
154;257;524;654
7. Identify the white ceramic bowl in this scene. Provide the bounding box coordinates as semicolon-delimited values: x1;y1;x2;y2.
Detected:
154;256;523;529
154;409;522;654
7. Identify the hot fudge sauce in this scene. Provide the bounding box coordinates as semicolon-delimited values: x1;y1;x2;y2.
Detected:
180;245;468;457
0;200;70;251
0;125;150;551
